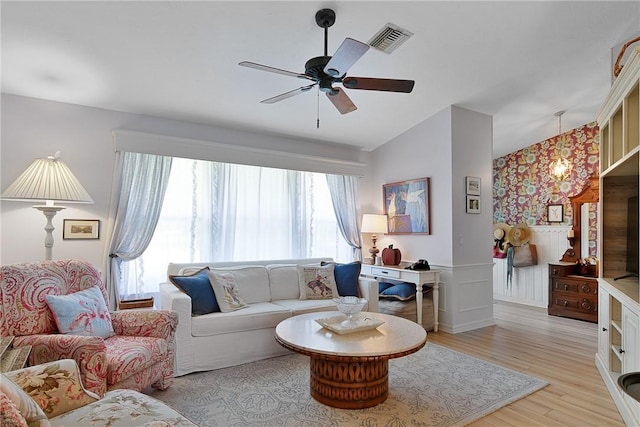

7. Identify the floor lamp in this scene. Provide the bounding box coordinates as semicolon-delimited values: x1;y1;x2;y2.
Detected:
361;214;388;265
1;152;93;260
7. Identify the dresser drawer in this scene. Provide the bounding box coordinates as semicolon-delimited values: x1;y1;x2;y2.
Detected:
552;277;597;295
369;267;401;279
551;293;598;313
549;264;578;277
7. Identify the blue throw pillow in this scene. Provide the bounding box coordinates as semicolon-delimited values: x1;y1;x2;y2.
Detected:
169;267;220;315
378;281;395;293
322;261;361;297
380;283;417;301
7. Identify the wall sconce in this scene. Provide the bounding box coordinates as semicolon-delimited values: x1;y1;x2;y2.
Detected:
1;152;93;260
549;110;573;182
567;228;576;247
361;214;388;265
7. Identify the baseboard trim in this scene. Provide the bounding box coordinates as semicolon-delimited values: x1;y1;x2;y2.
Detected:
438;317;496;334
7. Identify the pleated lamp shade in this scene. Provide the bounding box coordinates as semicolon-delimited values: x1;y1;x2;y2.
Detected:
1;153;93;203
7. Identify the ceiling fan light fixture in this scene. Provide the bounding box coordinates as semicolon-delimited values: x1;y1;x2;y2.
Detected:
368;23;413;54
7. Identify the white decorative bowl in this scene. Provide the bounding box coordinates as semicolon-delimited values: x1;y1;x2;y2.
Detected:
333;296;367;318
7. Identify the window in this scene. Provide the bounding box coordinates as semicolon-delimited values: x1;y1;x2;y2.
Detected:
120;158;351;299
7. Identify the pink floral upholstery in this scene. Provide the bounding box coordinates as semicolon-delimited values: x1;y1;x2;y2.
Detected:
1;260;178;397
13;334;107;396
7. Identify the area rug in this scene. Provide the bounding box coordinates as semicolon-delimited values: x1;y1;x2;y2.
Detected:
150;343;547;427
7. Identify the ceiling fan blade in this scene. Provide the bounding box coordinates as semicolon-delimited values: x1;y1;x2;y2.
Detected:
342;77;415;93
260;83;317;104
326;88;357;114
239;61;315;81
323;38;369;77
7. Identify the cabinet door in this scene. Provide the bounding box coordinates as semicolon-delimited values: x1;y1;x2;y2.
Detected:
598;286;610;367
622;305;640;421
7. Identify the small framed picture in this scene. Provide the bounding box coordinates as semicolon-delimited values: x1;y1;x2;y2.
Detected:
466;195;481;214
465;176;481;195
63;219;100;240
547;204;564;223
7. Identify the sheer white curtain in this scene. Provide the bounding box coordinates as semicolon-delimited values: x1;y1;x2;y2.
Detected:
105;152;172;306
121;158;350;299
326;174;363;261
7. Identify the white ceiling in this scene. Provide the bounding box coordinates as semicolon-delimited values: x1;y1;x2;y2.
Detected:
2;1;639;158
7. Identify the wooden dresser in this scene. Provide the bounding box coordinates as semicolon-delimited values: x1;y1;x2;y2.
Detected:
548;262;598;322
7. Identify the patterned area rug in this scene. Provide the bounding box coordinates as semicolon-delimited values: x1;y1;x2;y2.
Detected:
150;343;547;427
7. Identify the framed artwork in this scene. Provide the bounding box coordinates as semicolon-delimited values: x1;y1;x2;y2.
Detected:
383;177;430;234
547;204;564;223
465;176;481;195
466;195;481;214
63;219;100;240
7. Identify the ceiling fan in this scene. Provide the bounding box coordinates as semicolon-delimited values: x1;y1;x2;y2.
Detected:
239;8;415;116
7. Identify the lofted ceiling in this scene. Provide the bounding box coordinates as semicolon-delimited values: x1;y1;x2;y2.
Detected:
2;1;639;158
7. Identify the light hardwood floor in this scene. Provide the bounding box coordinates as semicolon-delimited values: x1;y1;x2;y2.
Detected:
427;301;625;427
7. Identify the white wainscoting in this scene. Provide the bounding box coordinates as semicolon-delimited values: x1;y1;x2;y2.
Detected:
493;226;572;308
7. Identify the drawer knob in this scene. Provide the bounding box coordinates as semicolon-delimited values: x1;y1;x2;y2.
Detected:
602;327;608;332
564;284;569;291
581;299;591;310
552;269;557;275
563;300;568;306
581;284;590;293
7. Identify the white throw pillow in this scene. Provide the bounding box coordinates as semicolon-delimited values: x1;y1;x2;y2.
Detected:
297;264;337;300
207;271;249;312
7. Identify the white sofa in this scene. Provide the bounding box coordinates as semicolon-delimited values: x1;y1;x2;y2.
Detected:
159;258;378;376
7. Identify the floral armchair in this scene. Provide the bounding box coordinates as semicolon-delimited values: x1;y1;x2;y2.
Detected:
0;259;179;397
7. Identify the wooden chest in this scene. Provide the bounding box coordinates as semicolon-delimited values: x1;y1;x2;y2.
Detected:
548;263;598;322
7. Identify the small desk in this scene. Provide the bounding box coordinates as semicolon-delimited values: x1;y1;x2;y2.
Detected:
360;264;440;332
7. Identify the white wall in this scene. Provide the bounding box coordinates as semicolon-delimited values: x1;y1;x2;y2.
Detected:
365;106;453;266
0;94;369;267
365;105;495;333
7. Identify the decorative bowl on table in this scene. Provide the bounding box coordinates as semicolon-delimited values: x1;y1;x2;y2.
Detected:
333;296;367;326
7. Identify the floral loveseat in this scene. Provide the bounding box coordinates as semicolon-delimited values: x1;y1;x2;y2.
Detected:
0;259;179;397
0;359;196;427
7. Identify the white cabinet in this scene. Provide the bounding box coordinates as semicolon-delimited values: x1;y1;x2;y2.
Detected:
621;306;640;421
595;46;640;427
596;284;640;426
598;286;610;368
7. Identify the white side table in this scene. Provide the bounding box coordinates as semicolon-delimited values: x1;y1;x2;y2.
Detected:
360;264;440;331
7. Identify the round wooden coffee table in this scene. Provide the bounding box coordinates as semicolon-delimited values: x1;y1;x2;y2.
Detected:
274;311;427;409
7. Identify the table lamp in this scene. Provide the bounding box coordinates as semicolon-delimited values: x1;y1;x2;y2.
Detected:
361;214;388;265
1;152;93;260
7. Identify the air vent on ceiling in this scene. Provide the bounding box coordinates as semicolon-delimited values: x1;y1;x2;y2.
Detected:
367;23;413;54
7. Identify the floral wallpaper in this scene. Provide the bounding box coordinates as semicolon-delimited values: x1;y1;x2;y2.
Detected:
492;122;599;256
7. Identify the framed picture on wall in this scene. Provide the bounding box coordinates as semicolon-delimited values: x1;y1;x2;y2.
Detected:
547;204;564;223
465;176;481;195
466;195;481;214
383;177;430;234
63;219;100;240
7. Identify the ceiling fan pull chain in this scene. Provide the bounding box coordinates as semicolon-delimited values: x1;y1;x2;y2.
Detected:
317;86;321;128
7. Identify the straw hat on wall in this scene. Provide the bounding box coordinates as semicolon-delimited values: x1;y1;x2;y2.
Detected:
493;223;511;242
507;223;531;247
